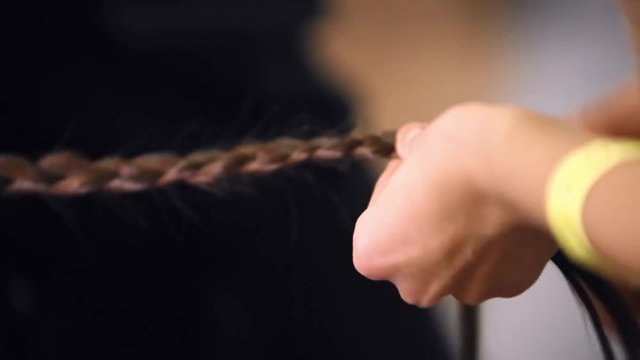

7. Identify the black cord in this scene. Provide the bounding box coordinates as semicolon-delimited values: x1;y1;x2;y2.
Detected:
460;303;479;360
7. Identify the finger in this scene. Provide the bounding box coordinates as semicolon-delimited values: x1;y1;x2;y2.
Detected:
574;83;640;136
368;158;402;206
620;1;640;84
393;268;451;308
371;121;427;205
450;259;495;306
396;122;427;159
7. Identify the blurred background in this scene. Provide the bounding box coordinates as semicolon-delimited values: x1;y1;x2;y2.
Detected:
311;0;632;359
1;0;634;359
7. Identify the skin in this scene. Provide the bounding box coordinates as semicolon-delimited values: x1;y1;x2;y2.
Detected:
352;1;640;307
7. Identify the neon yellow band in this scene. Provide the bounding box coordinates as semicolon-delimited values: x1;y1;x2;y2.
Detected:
546;138;640;272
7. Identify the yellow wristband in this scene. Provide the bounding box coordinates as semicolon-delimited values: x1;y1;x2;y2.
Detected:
546;137;640;273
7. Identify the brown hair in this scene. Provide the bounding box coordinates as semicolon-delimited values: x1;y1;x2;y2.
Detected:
0;132;396;195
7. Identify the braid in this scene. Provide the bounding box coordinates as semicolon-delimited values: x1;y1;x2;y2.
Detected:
0;132;397;195
5;127;637;360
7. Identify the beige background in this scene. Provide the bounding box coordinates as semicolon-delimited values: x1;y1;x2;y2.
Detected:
310;0;507;133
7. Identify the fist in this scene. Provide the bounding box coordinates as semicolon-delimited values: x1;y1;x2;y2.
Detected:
353;103;559;307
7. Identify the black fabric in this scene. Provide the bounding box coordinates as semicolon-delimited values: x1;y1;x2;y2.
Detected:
1;0;348;157
0;1;450;359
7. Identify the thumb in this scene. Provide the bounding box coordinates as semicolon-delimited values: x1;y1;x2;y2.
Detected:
396;122;427;159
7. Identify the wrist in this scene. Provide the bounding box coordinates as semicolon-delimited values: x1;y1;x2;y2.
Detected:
456;107;561;254
481;109;594;228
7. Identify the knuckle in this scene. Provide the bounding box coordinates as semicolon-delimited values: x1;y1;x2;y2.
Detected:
398;288;422;307
397;283;444;308
352;216;389;280
497;288;526;299
398;121;426;135
465;295;486;306
496;281;531;299
456;292;487;306
396;122;427;157
416;294;443;308
431;102;497;141
441;101;522;123
443;101;493;118
492;103;529;120
352;249;384;280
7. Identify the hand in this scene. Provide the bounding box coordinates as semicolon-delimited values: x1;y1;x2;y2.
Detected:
572;82;640;323
573;83;640;136
353;103;559;307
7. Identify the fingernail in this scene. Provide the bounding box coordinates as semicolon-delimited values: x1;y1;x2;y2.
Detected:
399;127;424;158
404;128;422;147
